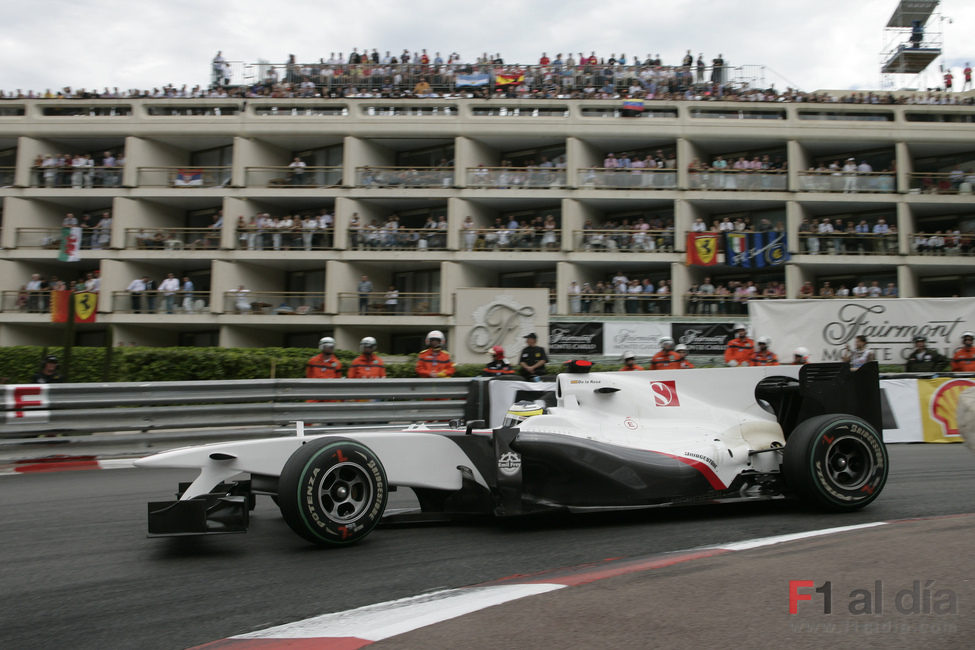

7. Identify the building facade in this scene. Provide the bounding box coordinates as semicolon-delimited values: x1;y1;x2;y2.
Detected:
0;96;973;356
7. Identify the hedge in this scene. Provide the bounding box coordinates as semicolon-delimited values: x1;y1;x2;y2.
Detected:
0;346;905;384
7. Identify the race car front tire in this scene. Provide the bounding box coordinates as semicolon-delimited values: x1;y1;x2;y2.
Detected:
278;437;388;546
784;414;888;511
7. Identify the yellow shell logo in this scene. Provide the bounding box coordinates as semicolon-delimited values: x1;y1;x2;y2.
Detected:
929;379;975;436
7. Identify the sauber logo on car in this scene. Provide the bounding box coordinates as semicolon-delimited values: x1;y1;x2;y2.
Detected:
649;380;680;407
497;451;522;476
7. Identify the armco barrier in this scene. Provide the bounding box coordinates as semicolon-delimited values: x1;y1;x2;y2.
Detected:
1;378;474;438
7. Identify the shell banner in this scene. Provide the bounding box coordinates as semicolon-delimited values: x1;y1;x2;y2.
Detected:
918;377;975;443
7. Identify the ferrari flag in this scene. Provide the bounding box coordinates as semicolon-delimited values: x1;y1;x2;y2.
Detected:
51;290;98;323
724;231;789;268
686;232;719;266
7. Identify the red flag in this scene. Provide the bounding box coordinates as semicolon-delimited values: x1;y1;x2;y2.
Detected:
686;232;719;266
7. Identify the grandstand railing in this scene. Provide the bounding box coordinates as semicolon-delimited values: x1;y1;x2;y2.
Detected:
577;167;678;189
459;228;561;251
125;228;221;250
688;169;787;191
682;293;785;315
28;165;123;188
567;292;673;316
0;166;15;186
464;166;568;189
337;291;441;315
797;232;899;255
221;291;325;315
911;231;973;255
573;229;675;252
346;227;449;250
356;166;454;188
907;172;975;195
796;170;896;193
136;166;232;187
236;227;336;251
245;165;343;187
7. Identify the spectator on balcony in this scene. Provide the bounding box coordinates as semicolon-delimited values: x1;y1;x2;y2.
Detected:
868;281;882;298
835;284;850;298
181;277;196;313
233;285;251;313
797;281;815;299
851;281;869;298
883;282;898;297
842;157;858;193
568;281;581;313
541;214;559;249
288;157;306;185
100;151;118;187
158;273;180;314
357;274;373;314
462;215;477;251
417;330;455;378
126;276;147;313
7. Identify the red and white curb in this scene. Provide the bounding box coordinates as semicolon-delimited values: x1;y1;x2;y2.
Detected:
195;521;889;649
0;457;136;475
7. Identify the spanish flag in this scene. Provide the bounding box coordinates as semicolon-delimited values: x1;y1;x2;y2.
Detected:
686;232;719;266
495;73;525;86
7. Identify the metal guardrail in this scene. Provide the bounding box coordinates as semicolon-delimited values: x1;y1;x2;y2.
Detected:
1;378;471;437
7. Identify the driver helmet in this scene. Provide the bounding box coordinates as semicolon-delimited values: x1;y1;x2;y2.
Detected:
318;336;335;353
502;399;547;428
360;336;377;352
658;336;675;350
426;330;445;347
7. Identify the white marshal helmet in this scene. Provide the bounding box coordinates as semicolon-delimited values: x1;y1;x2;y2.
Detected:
675;343;688;352
757;336;771;346
794;346;809;356
621;351;636;361
426;330;445;345
733;323;748;334
360;336;377;351
318;336;335;352
659;336;675;350
963;331;975;341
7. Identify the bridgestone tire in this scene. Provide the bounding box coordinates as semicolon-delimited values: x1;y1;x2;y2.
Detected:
784;414;888;511
278;438;388;546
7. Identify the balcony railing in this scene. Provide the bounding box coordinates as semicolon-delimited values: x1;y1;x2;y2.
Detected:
907;172;975;195
237;227;335;250
0;166;15;187
459;228;561;251
29;165;123;188
2;289;51;313
337;291;441;315
245;165;343;187
223;291;325;315
126;228;222;250
15;227;113;250
567;292;672;316
688;169;787;191
797;170;896;193
465;166;568;189
111;290;210;314
357;166;454;188
347;227;448;250
683;293;785;315
574;229;675;252
911;231;973;255
797;232;898;255
578;167;677;189
136;166;232;187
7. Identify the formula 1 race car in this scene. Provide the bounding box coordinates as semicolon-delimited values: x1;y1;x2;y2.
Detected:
136;362;888;546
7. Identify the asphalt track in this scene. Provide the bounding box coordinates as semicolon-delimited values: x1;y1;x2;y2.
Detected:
0;444;972;649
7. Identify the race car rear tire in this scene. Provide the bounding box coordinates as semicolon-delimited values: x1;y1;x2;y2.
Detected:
278;438;388;546
784;414;888;511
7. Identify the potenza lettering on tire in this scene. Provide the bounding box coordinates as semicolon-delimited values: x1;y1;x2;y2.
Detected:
784;414;888;511
278;438;388;546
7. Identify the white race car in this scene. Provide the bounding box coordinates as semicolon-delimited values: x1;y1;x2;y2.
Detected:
136;361;888;546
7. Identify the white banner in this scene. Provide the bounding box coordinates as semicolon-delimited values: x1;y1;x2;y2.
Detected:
602;322;672;358
749;298;975;365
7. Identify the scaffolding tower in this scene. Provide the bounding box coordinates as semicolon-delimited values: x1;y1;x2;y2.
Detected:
880;0;943;89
